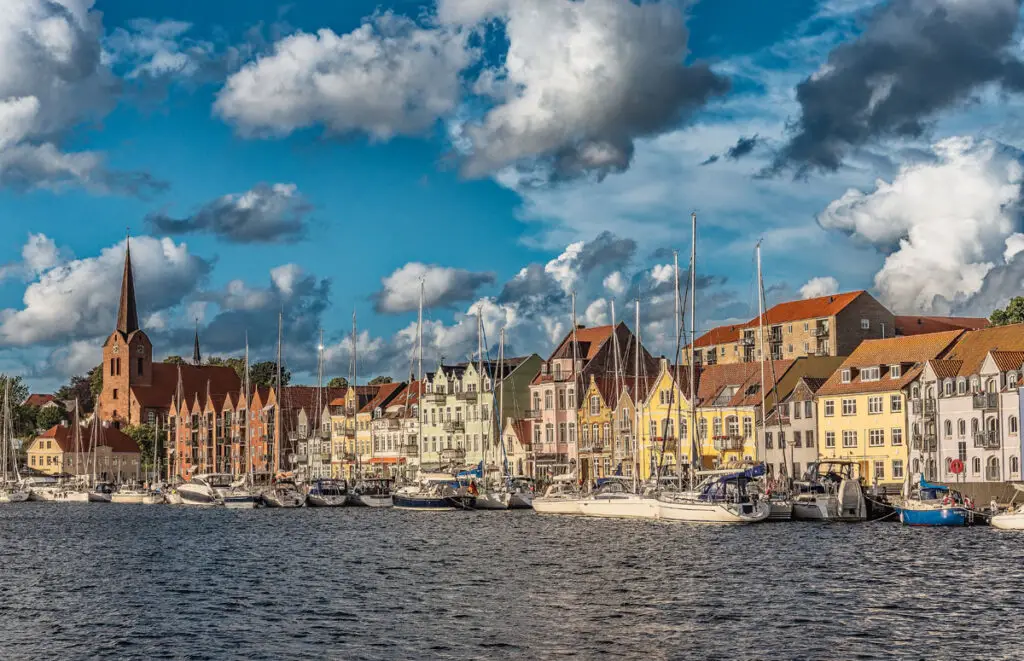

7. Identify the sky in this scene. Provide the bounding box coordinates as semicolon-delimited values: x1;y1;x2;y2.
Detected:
3;0;1024;391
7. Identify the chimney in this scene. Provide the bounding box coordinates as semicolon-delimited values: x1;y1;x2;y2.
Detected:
576;324;585;330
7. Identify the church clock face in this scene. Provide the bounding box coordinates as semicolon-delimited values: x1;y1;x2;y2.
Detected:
137;344;145;355
112;344;120;354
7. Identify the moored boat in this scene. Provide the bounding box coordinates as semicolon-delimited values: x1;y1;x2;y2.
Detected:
532;476;583;515
791;460;867;522
577;477;658;519
991;485;1024;530
177;475;224;507
895;477;973;526
348;478;394;507
307;479;349;507
657;467;771;524
262;477;304;508
393;475;475;511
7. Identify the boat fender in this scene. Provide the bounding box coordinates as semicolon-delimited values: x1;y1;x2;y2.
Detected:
942;495;952;506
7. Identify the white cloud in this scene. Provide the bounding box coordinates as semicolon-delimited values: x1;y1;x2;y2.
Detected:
373;262;495;314
0;233;61;281
583;298;609;326
799;276;840;299
543;241;585;294
215;12;473;140
650;264;674;285
603;270;626;295
817;136;1023;313
0;235;211;346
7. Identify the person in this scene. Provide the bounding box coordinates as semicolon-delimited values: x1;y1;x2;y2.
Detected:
468;480;479;497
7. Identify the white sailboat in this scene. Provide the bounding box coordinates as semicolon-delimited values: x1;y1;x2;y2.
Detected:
0;381;28;503
991;485;1024;530
224;336;259;509
262;312;304;508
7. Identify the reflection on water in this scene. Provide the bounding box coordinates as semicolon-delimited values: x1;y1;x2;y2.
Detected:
0;504;1021;660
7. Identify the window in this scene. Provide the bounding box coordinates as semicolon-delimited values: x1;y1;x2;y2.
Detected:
1011;416;1019;434
842;398;856;416
868;396;883;414
589;396;600;416
558;390;566;410
713;418;722;437
869;429;884;446
682;418;688;440
805;401;813;418
558;423;566;443
779;431;786;448
842;430;857;448
792;462;801;479
862;367;880;382
1009;372;1019;388
861;318;870;330
765;432;773;449
112;388;118;400
891;428;903;446
567;389;575;408
793;431;802;448
944;380;954;397
650;420;657;439
582;424;590;443
890;364;902;379
957;379;967;395
532;393;540;411
972;456;981;474
743;418;752;438
957;441;967;463
890;395;902;413
544;391;553;409
545;423;554;443
841;369;851;384
824;400;835;417
792;401;801;419
137;357;144;376
892;460;904;479
806;431;815;447
825;431;836;448
944;420;952;438
1012;456;1020;474
698;419;707;439
873;461;884;481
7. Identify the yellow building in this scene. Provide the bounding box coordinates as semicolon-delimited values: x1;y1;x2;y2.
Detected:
639;359;693;479
578;375;617;482
27;423;141;480
329;385;378;478
815;331;962;487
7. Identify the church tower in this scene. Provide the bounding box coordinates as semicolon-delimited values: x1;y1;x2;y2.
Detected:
99;238;153;425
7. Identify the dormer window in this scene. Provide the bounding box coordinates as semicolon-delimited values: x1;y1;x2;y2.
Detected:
553;363;562;380
841;369;851;384
374;407;382;419
943;380;953;396
1008;371;1018;388
957;378;967;395
971;377;980;393
890;364;902;379
541;362;549;375
861;367;880;382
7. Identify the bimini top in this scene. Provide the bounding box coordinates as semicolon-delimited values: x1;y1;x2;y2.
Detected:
919;476;949;492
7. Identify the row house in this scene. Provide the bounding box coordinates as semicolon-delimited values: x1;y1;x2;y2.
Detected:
528;323;657;478
639;359;691;479
369;381;422;477
691;291;894;366
816;331;962;488
356;382;408;474
578;375;620;482
502;419;533;478
908;324;1024;485
282;386;345;482
28;422;142;481
759;376;829;480
328;385;379;479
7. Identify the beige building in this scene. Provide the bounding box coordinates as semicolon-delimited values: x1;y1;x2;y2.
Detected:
27;422;142;481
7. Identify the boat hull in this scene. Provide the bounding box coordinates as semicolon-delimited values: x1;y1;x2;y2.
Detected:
141;494;164;505
991;512;1024;530
767;500;793;522
474;492;511;510
393;494;475;511
509;492;534;510
348;494;393;508
657;498;770;524
898;506;971;526
578;496;658;520
111;493;145;504
178;486;222;507
306;493;348;507
223;495;257;509
0;490;30;503
88;492;112;503
532;497;582;515
262;490;304;508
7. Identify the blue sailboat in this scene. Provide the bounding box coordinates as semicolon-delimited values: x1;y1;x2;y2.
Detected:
895;477;974;526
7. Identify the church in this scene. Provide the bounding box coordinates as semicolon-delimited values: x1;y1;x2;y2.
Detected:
97;239;242;429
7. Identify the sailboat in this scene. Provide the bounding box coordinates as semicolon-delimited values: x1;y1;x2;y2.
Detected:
578;299;658;519
261;312;304;508
791;460;867;521
305;330;347;507
223;337;259;509
894;476;973;526
86;417;112;503
0;381;28;503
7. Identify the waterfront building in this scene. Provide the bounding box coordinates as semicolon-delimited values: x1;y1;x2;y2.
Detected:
369;381;422;478
610;383;645;479
759;376;829;479
816;331;962;488
639;359;693;480
329;385;378;479
502;419;532;477
355;382;405;474
281;386;345;482
578;375;619;482
27;423;141;480
909;324;1024;485
691;291;894;366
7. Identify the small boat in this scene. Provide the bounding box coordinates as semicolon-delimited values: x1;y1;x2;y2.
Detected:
0;484;29;503
393;475;475;511
204;474;257;509
991;485;1024;530
177;475;225;507
657;466;771;524
578;477;658;520
262;477;305;508
306;479;349;507
111;487;148;504
895;477;974;526
791;460;867;522
533;475;583;515
348;478;393;508
87;482;113;503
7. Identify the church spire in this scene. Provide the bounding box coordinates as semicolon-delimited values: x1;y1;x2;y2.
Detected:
193;322;202;366
117;235;140;335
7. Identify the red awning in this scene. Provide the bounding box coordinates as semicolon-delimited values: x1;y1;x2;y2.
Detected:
369;457;406;465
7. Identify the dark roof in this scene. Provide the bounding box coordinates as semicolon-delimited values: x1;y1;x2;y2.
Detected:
117;239;139;335
359;382;407;414
895;315;990;336
24;394;56;408
131;363;242;409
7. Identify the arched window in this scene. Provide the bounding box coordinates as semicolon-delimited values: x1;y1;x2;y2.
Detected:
912;458;920;475
971;377;980;393
945;457;953;474
971;418;979;434
911;385;920;399
957;378;967;395
972;456;981;474
582;424;590;443
987;417;998;433
681;418;688;440
926;459;936;480
958;419;966;437
944;420;953;438
943;380;953;396
1011;416;1019;434
603;422;611;441
987;456;1000;481
987;379;997;394
726;416;739;437
1008;372;1018;388
1012;456;1020;475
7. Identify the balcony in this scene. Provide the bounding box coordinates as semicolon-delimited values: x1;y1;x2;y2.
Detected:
740;336;756;346
444;420;465;433
911;433;937;452
973;393;998;410
423;392;447;404
400;443;419;457
973;430;1000;449
524;409;542;419
814;345;830;357
456;391;478;402
384;419;402;430
811;325;830;338
712;435;744;451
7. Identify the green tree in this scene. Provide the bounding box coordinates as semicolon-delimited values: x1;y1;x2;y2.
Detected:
327;377;349;388
36;405;67;431
163;355;187;365
990;297;1024;326
207;356;247;381
55;374;95;414
89;365;103;401
368;376;393;385
123;423;157;470
0;374;29;405
250;361;290;388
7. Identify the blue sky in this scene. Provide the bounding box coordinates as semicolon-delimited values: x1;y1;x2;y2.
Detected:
3;0;1024;391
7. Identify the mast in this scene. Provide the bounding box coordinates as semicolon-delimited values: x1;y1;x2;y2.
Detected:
674;251;684;490
757;241;768;474
244;335;253;485
633;299;641;494
73;398;82;479
417;280;424;469
610;300;622;475
352;310;359;479
1;382;9;483
570;292;581;482
91;414;98;487
275;311;283;474
498;327;506;479
477;311;485;477
689;213;698;485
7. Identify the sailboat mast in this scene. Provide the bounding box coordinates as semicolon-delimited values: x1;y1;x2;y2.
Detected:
610;300;621;474
757;241;769;475
352;310;359;479
1;382;8;482
275;311;283;474
674;250;684;491
245;336;253;484
417;281;423;467
316;328;324;481
477;311;485;476
689;213;698;483
570;292;581;481
498;327;506;478
634;299;641;494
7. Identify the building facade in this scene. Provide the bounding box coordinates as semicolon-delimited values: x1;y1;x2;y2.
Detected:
28;423;141;480
759;377;827;479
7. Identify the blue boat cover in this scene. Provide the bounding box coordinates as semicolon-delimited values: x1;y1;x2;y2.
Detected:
919;476;949;492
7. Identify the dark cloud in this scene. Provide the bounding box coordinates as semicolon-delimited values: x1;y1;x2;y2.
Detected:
769;0;1024;175
699;154;719;166
371;264;496;314
147;183;312;243
726;134;761;160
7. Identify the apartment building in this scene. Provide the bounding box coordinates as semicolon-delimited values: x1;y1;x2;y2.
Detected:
759;376;828;480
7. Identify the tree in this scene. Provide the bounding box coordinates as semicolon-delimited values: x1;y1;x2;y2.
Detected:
89;365;103;401
990;297;1024;326
327;376;349;388
368;376;393;385
163;356;187;365
0;374;29;406
123;423;156;470
36;405;67;431
249;361;290;388
55;374;95;414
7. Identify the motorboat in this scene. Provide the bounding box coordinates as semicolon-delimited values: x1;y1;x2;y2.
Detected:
0;483;29;503
992;485;1024;530
508;477;536;510
533;475;583;515
88;482;113;503
111;487;148;504
348;478;393;507
895;477;974;526
201;474;257;509
577;477;658;519
177;475;225;507
657;466;771;524
393;474;475;511
306;479;349;507
791;460;867;522
262;477;305;508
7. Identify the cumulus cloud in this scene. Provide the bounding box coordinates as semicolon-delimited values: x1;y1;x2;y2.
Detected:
817;136;1024;313
0;0;163;193
0;235;212;346
772;0;1024;174
799;276;840;299
372;262;496;314
146;183;312;243
445;0;729;179
0;233;62;281
215;12;473;140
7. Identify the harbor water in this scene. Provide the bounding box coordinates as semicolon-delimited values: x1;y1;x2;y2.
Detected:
1;505;1021;660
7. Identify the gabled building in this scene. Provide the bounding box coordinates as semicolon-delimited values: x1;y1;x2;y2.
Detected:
759;375;829;479
639;359;694;480
27;422;141;480
370;381;422;478
816;330;963;488
279;385;346;481
329;385;378;478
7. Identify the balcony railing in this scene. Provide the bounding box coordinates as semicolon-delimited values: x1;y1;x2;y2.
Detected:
524;409;542;419
423;392;447;404
456;391;478;402
973;393;998;410
740;336;755;346
444;420;465;433
973;430;1000;449
400;443;419;457
384;419;402;429
911;436;937;452
712;435;744;451
811;325;830;337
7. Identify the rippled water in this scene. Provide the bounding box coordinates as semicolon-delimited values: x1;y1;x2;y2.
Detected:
0;504;1021;660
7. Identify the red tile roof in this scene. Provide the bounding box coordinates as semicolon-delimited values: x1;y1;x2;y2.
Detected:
359;382;406;414
693;324;744;348
549;324;616;361
23;394;56;408
506;419;533;446
37;423;140;454
896;315;990;336
991;351;1024;372
938;324;1024;376
746;291;865;328
817;331;963;396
